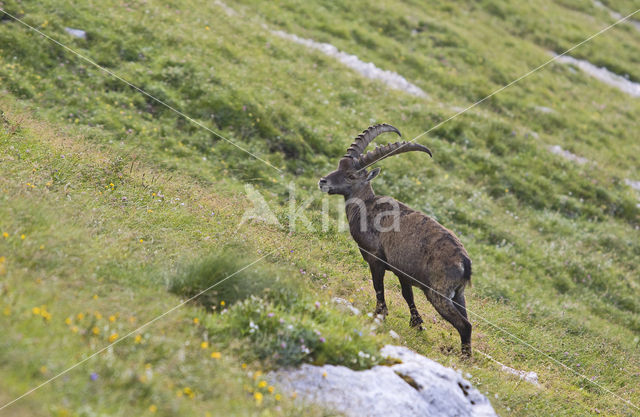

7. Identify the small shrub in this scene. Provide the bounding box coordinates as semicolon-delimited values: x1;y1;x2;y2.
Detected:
207;296;382;370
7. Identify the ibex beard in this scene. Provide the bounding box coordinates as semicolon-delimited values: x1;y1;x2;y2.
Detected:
319;124;473;356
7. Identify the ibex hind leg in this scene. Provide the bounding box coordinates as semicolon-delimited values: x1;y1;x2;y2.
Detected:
423;288;472;356
452;288;469;320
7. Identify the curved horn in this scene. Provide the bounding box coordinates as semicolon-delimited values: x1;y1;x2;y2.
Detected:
357;141;432;168
345;123;401;159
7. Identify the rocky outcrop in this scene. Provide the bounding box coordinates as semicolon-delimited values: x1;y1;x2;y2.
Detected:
271;345;497;417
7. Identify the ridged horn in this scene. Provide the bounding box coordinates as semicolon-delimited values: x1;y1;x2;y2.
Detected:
344;123;402;159
357;141;432;168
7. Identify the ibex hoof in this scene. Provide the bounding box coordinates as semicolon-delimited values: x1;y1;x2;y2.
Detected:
409;315;423;328
373;304;388;317
461;344;472;357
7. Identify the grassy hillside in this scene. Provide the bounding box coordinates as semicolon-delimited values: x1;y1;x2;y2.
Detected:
1;0;639;416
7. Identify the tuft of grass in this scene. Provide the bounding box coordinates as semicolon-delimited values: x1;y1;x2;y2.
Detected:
167;248;299;311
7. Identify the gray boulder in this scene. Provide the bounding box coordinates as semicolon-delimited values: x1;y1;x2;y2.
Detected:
271;345;497;417
64;27;87;39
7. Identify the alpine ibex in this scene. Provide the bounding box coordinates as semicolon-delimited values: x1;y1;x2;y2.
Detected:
318;124;473;355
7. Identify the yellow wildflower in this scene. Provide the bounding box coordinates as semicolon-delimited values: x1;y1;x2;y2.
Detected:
254;392;263;405
148;404;157;413
108;333;118;342
210;352;221;359
71;326;79;333
92;326;100;335
134;334;142;344
183;387;194;398
275;394;282;401
94;312;102;320
108;315;116;323
32;307;41;315
193;317;199;324
268;386;274;394
139;239;144;243
200;341;209;349
20;234;25;240
92;294;98;300
2;232;8;238
220;300;225;306
40;366;47;374
258;381;267;388
65;317;72;325
2;307;10;316
253;370;262;380
77;312;85;320
241;363;247;369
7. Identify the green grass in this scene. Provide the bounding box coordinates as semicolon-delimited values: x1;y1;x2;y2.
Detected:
0;0;639;415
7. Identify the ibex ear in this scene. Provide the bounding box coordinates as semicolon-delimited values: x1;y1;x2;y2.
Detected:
366;167;381;182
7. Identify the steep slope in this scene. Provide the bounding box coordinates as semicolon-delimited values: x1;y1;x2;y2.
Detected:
1;0;639;415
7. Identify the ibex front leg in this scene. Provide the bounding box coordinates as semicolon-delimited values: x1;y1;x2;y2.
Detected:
369;261;388;317
399;277;423;330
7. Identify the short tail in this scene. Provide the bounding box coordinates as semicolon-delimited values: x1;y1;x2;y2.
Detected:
462;257;472;282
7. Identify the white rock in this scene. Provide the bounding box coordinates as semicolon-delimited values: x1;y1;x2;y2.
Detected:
272;30;428;98
214;0;237;16
500;364;540;386
534;106;555;114
554;54;640;98
625;178;640;192
593;1;640;32
331;297;361;315
548;145;589;165
64;27;87;39
271;345;497;417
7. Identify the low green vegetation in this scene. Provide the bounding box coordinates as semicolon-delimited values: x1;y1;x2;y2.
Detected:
170;250;382;369
1;0;639;416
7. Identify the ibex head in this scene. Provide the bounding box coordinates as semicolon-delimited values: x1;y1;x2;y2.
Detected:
318;124;432;196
